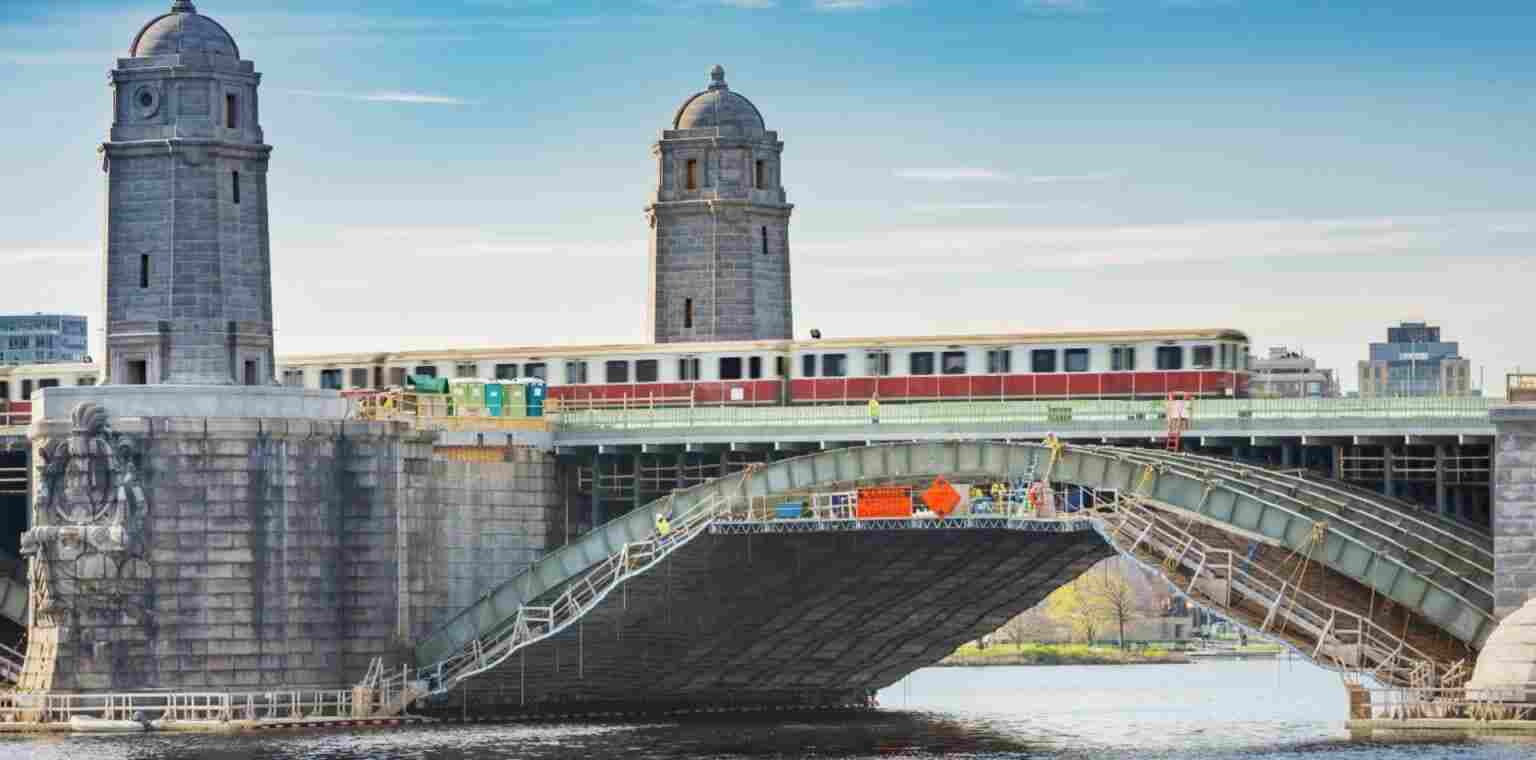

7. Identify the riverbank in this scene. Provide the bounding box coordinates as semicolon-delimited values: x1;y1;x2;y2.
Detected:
937;643;1190;667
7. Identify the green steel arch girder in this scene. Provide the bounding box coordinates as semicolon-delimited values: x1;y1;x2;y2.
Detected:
414;441;1496;667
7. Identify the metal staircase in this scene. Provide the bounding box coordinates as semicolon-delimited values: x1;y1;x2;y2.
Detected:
1096;496;1461;688
371;489;735;715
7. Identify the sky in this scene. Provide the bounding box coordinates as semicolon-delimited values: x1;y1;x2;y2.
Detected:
1;0;1532;393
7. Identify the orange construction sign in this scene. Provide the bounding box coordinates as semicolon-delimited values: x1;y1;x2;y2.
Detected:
923;477;962;517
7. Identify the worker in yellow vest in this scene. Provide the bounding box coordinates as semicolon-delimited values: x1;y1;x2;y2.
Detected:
868;394;881;425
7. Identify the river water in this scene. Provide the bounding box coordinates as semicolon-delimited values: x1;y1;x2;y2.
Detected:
2;660;1530;759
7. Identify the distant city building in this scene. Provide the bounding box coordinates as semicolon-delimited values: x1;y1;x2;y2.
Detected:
0;314;88;366
1250;347;1337;398
1358;321;1472;398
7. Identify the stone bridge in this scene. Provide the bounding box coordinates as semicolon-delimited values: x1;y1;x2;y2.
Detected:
407;441;1496;715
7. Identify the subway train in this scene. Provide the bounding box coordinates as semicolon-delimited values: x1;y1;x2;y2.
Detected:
273;328;1251;407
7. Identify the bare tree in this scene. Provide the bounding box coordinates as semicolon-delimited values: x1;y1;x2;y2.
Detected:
1088;567;1142;649
1001;607;1054;645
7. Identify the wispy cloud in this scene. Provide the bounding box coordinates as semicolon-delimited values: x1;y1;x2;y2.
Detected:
798;213;1536;276
813;0;899;11
277;89;478;105
906;202;1090;212
718;0;777;7
895;168;1012;181
0;49;116;66
1020;0;1101;15
894;168;1120;183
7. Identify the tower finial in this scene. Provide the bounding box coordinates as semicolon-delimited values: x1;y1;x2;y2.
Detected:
709;64;726;89
170;0;197;13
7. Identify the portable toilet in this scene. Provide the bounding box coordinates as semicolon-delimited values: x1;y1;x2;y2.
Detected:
449;379;486;416
525;380;547;417
503;382;528;419
484;381;505;417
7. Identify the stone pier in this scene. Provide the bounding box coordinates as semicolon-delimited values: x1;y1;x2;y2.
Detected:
18;398;561;693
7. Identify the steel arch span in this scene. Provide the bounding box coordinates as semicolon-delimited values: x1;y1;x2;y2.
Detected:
408;441;1493;714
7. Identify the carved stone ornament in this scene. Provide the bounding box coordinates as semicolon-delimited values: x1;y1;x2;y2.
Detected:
21;402;152;633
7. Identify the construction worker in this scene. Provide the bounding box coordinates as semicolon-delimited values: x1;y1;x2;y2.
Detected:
654;511;672;540
868;394;880;425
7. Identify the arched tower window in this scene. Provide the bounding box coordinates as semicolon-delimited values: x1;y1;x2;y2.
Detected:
755;160;766;190
684;298;694;329
761;226;768;256
686;159;698;190
225;93;238;128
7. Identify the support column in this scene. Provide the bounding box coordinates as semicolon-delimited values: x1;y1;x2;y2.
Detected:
1281;443;1297;469
675;451;688;492
633;453;645;512
1435;443;1449;516
590;453;606;529
1491;406;1536;619
1382;445;1395;499
1332;444;1345;480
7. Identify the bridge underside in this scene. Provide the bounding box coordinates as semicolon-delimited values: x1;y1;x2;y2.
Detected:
443;526;1111;713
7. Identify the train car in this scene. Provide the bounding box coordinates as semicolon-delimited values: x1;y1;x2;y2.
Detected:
0;361;101;405
274;328;1250;408
786;329;1250;403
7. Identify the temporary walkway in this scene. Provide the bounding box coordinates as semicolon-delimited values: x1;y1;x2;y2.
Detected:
390;441;1494;714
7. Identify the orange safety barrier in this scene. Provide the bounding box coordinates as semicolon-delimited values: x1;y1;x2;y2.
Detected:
856;486;912;518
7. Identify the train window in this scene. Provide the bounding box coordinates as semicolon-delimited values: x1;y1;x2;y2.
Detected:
566;361;589;384
413;365;437;378
909;352;935;375
20;380;33;400
0;381;7;400
38;379;58;391
986;349;1011;374
1111;346;1136;371
941;351;967;375
605;361;629;383
456;362;478;378
801;354;817;378
78;376;98;386
1064;349;1090;373
1155;346;1183;370
749;356;762;379
823;354;848;377
775;356;787;377
1192;346;1214;369
495;363;518;380
636;360;659;382
282;369;304;387
320;369;343;390
678;357;701;381
1031;349;1056;373
350;368;369;388
719;357;743;380
866;351;891;376
525;362;547;380
389;368;407;387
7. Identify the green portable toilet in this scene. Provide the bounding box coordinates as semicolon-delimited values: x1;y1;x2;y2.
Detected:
525;381;547;417
484;381;504;417
449;379;486;416
503;382;528;419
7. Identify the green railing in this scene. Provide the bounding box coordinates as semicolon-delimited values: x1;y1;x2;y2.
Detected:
553;397;1497;433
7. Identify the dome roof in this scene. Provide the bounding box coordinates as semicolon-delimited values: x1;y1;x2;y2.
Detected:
672;65;766;133
129;2;240;60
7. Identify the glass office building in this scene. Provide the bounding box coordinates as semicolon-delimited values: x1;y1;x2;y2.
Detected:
1357;321;1472;397
0;314;89;366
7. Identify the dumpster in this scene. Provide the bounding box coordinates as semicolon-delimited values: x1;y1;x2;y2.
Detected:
449;379;486;416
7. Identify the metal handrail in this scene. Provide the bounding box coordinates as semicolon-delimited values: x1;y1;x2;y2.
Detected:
1098;498;1453;687
375;489;738;711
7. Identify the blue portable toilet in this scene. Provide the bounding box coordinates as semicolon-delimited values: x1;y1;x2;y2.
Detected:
526;380;547;417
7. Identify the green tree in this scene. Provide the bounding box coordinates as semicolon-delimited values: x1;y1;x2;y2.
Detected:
1045;578;1110;644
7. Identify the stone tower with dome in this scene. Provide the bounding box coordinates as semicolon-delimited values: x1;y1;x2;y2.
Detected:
647;65;794;344
101;0;274;386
